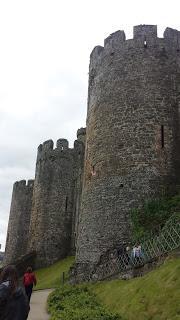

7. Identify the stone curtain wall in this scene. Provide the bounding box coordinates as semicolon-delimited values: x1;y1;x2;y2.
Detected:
4;180;34;265
75;25;180;274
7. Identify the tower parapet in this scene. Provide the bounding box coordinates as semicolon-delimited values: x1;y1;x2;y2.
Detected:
89;25;180;78
36;138;73;163
104;30;126;51
57;138;69;150
4;179;34;265
133;24;157;39
77;127;86;142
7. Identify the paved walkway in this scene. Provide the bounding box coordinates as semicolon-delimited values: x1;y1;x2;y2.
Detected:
28;289;53;320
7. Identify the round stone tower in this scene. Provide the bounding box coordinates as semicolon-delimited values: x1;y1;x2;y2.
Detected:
28;138;75;267
4;179;34;265
75;25;180;273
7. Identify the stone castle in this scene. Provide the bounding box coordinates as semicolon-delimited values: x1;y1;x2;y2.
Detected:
4;25;180;279
4;128;86;267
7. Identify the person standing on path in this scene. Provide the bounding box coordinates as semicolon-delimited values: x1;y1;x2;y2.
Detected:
0;265;30;320
23;267;37;302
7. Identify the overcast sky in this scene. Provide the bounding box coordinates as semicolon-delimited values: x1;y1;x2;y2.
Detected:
0;0;180;251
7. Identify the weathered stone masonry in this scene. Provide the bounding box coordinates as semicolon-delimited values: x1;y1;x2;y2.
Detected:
4;25;180;275
4;180;34;265
28;138;75;267
74;25;180;279
28;131;86;267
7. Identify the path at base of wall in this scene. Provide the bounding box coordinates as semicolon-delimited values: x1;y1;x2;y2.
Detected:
28;289;53;320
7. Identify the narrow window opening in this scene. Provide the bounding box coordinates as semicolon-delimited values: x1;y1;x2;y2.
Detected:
6;233;9;243
91;165;96;176
144;38;147;48
161;125;164;148
65;196;68;211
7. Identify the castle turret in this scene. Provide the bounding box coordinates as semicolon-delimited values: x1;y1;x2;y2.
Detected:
28;139;74;267
4;180;34;265
77;127;86;144
75;25;180;278
28;131;86;267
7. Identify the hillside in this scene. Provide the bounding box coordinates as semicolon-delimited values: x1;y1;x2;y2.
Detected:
92;255;180;320
36;254;180;319
35;256;74;290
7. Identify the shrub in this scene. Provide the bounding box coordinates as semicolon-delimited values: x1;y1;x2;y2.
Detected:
131;193;180;241
47;285;123;320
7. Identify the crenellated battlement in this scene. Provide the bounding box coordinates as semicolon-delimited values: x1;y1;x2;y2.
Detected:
164;27;180;48
36;132;86;164
27;180;34;187
38;138;70;153
14;179;34;189
42;139;54;151
37;138;71;161
104;30;126;50
56;138;69;150
89;25;180;71
77;127;86;138
77;127;86;145
133;24;157;39
74;139;85;154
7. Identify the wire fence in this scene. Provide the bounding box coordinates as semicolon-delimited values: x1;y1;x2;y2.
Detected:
67;213;180;283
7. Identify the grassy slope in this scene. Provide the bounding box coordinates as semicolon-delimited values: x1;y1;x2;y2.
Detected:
35;256;74;290
33;255;180;319
92;257;180;320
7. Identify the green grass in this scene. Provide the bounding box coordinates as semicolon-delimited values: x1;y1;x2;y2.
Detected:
39;254;180;319
91;256;180;320
34;256;74;290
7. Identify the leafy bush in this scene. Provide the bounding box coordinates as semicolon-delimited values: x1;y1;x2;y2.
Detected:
131;193;180;241
47;285;123;320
